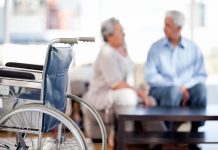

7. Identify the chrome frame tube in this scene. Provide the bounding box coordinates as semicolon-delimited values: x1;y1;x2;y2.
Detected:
67;94;107;150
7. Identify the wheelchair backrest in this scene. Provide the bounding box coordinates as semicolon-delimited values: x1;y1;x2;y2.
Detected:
42;44;73;131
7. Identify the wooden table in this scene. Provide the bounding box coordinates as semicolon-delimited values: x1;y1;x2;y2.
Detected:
115;105;218;150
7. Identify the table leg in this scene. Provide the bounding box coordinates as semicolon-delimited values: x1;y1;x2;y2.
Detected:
117;117;125;150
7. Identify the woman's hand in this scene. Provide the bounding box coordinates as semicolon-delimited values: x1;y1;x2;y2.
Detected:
112;81;154;107
136;89;153;107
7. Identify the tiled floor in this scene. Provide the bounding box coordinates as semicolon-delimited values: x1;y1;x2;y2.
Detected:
95;144;190;150
1;120;218;150
95;143;218;150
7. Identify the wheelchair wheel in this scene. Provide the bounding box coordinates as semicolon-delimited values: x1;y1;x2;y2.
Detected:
0;104;87;150
67;94;107;150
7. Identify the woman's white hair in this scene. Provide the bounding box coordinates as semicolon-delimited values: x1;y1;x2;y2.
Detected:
165;10;185;27
101;17;120;41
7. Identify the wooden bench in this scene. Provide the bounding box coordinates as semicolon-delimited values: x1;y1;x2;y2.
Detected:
115;105;218;150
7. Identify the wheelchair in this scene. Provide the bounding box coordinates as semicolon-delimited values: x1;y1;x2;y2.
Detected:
0;38;107;150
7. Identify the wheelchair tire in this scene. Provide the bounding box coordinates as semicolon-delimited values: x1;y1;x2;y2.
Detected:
0;104;88;150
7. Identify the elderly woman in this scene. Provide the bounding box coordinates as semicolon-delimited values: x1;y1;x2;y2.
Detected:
84;17;153;147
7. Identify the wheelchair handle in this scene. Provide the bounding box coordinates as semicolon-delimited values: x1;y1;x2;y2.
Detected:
51;37;95;45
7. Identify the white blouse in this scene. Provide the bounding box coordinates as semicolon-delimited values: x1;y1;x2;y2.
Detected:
84;43;135;110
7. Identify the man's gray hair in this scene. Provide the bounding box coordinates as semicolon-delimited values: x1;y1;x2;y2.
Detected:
101;17;120;42
165;10;185;27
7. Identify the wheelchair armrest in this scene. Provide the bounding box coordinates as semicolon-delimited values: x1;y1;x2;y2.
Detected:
5;62;43;71
0;70;35;80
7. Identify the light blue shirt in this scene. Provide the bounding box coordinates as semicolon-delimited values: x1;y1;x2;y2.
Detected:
145;37;207;88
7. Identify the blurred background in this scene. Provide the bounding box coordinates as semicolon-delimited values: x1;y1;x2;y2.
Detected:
0;0;218;84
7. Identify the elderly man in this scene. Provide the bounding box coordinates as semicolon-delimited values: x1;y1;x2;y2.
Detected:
85;17;154;147
145;11;207;149
145;10;207;149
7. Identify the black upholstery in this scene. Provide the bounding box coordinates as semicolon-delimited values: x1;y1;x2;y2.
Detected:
0;70;35;80
6;62;43;71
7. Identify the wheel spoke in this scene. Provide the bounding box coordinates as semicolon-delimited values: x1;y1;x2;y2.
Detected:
0;104;87;150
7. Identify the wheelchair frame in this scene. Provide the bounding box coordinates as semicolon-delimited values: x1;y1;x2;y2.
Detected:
0;38;107;150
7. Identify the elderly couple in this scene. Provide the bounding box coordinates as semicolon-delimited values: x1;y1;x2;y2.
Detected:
84;10;207;149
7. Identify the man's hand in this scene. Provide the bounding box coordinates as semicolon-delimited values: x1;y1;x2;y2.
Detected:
180;86;190;106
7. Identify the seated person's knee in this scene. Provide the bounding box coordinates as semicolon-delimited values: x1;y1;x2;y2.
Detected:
195;83;207;99
163;86;182;107
113;88;138;106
